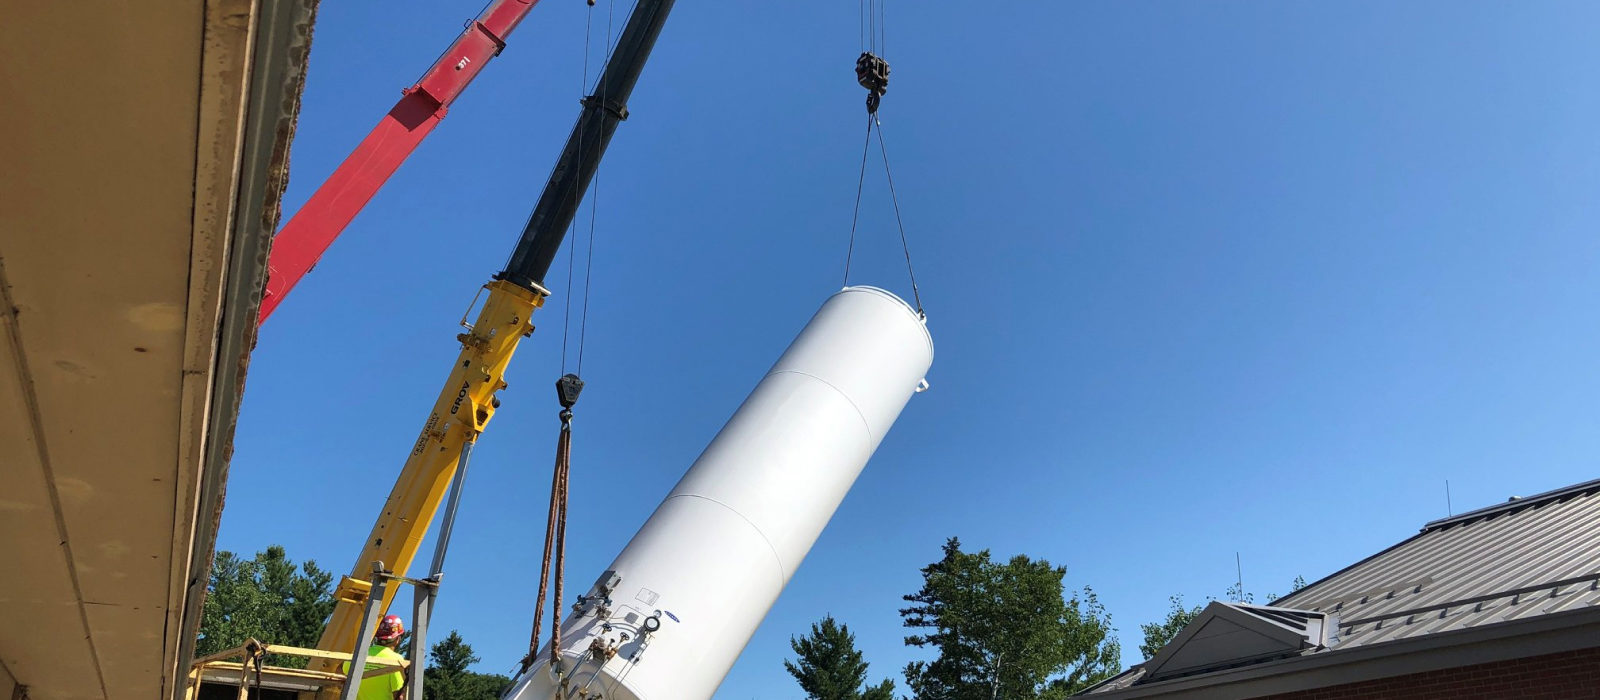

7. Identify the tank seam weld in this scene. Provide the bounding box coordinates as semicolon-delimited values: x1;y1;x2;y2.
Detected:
764;369;876;444
667;493;790;582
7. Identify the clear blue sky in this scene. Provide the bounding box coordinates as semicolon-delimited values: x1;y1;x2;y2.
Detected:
220;1;1600;696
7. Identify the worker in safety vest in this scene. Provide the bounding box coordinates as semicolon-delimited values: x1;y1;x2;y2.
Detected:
343;614;407;700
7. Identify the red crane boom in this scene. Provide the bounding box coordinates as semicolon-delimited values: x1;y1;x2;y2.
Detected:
261;0;542;322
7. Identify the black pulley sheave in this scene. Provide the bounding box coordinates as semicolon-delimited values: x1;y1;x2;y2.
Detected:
556;373;584;410
856;52;889;113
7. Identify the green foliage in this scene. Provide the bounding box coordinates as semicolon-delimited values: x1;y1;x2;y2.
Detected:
423;631;513;700
1137;596;1203;660
1265;574;1310;605
430;631;478;675
1224;580;1253;604
899;538;1121;699
196;546;336;668
784;616;896;700
860;679;896;700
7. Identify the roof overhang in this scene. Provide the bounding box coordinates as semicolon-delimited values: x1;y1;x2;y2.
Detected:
0;1;315;698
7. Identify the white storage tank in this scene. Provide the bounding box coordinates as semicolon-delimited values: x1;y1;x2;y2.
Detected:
505;286;932;700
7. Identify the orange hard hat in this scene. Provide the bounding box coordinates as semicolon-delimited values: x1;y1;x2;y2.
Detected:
375;614;405;642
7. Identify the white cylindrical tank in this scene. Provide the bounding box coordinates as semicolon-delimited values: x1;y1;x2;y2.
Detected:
505;286;932;700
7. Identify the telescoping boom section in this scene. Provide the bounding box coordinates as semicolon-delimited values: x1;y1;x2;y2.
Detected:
310;0;677;667
262;0;547;322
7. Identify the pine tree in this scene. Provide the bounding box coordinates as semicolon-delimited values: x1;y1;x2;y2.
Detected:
785;616;896;700
423;631;513;700
196;546;335;668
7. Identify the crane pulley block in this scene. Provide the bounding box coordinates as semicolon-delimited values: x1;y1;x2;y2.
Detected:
556;373;585;409
856;52;890;113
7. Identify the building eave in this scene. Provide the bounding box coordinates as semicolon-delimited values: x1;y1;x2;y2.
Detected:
168;2;318;699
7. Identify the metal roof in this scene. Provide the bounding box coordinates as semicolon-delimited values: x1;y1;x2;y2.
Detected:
1140;602;1335;684
1276;477;1600;648
1233;604;1325;634
1084;477;1600;694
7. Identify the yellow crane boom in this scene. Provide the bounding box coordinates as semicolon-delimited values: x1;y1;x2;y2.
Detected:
312;281;541;664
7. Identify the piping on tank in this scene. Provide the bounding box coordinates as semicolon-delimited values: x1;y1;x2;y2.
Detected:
505;286;932;700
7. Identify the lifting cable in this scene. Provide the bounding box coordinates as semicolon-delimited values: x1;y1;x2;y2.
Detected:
559;1;598;377
525;0;623;681
524;372;580;676
843;0;923;316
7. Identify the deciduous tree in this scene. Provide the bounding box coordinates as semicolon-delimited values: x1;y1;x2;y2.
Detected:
899;538;1120;699
1137;596;1202;660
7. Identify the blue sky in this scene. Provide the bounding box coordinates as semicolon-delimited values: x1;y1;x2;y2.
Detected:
220;1;1600;696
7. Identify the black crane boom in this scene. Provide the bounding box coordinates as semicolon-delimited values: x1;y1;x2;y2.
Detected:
498;0;677;291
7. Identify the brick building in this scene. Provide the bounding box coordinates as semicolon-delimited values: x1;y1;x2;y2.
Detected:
1081;478;1600;699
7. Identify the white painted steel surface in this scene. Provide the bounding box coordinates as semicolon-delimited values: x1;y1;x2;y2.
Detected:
505;286;932;700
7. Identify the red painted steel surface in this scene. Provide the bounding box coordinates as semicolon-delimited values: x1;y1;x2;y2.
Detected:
261;0;540;322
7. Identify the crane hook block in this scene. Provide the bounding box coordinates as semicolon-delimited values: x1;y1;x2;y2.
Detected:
855;52;890;113
556;373;585;409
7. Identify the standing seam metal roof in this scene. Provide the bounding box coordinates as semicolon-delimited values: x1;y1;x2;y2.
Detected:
1272;478;1600;649
1084;477;1600;694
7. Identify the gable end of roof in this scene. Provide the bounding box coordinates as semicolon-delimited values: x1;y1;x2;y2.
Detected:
1140;602;1335;683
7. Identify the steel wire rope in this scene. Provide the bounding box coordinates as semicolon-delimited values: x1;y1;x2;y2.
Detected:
881;0;887;58
576;0;624;375
858;0;865;51
842;114;874;287
560;5;595;374
843;0;923;315
872;114;923;315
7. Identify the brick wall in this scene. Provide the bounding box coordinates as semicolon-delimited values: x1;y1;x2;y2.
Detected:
1254;646;1600;700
